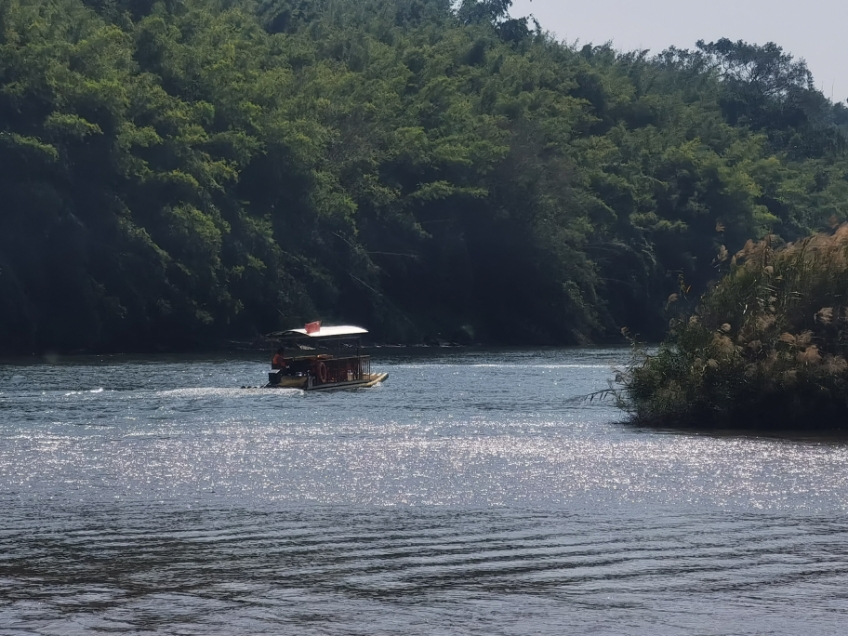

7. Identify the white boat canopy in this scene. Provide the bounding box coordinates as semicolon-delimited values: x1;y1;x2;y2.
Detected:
267;325;368;340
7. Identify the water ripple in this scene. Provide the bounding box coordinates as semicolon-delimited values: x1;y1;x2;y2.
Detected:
2;349;848;634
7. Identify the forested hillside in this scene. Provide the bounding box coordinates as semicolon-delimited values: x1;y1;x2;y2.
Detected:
1;0;846;353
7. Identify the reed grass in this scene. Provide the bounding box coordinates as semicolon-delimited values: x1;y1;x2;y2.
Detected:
620;227;848;431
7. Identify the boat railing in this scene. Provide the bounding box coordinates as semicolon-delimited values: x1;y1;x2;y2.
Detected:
316;355;370;384
279;353;371;385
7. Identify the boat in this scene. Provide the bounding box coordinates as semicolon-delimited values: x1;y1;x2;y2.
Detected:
264;324;388;391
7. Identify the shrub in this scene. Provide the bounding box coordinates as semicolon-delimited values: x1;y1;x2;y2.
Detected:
620;227;848;431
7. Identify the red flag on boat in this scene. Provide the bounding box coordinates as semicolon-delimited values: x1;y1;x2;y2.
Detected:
304;320;321;334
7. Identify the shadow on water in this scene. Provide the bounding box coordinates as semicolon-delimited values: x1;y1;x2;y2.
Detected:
615;416;848;444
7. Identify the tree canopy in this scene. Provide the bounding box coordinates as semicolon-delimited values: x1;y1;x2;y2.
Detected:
1;0;846;352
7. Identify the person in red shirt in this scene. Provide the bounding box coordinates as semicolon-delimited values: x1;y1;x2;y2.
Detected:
272;348;286;370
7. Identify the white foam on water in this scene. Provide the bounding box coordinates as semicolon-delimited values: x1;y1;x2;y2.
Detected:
157;387;302;399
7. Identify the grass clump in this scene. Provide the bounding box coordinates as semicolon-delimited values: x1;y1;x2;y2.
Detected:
620;227;848;431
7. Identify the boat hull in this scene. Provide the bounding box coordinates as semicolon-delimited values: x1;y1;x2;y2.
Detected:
265;372;388;391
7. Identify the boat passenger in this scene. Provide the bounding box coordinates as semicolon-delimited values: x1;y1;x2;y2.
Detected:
272;348;286;370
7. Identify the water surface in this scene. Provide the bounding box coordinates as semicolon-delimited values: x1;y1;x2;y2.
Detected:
1;349;847;634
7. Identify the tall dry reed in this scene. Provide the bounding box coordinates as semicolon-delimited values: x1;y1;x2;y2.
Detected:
620;227;848;430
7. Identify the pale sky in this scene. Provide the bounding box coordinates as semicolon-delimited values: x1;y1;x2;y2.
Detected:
510;0;848;103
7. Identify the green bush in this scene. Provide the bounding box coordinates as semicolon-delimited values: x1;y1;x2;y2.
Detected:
620;227;848;431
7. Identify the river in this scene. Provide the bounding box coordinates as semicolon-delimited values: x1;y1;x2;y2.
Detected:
1;348;848;635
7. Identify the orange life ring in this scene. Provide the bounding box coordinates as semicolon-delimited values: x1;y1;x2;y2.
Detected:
317;361;328;384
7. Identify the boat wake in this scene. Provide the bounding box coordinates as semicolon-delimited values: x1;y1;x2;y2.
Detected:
156;387;303;398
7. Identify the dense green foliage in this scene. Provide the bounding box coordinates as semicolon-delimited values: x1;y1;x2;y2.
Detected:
621;229;848;430
1;0;847;352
